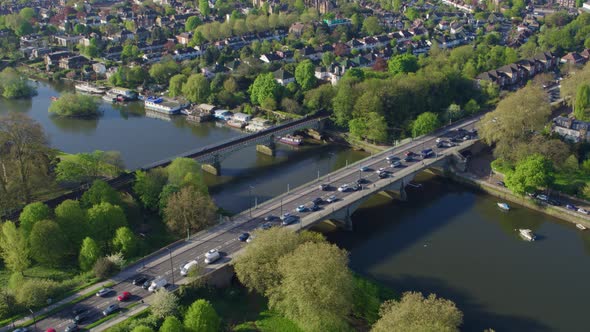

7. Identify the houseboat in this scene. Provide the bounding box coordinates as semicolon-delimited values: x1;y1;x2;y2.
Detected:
181;107;212;122
232;112;252;123
144;97;188;115
518;229;536;241
107;87;137;101
245;117;272;132
213;110;233;121
576;224;587;231
278;135;303;146
74;82;106;95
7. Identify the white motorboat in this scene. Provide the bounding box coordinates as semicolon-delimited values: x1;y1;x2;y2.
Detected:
518;229;536;241
576;224;587;230
497;202;510;211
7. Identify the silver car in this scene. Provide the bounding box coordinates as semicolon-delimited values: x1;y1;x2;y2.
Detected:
102;304;119;316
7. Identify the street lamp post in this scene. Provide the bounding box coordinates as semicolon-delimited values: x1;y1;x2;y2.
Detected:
29;308;37;331
248;185;255;217
167;248;175;285
280;197;283;215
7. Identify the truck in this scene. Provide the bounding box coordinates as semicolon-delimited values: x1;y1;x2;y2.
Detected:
148;277;167;292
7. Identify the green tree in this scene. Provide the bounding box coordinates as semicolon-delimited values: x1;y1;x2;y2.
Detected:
0;68;37;99
182;74;210;103
149;60;180;85
371;292;463;332
388;54;419;75
332;83;358;127
81;180;121;208
19;202;51;237
362;16;383;35
249;72;281;105
121;44;142;62
199;0;210;16
169;74;187;98
29;220;67;266
233;228;326;294
166;158;201;185
93;256;117;279
349;117;369;140
56;150;124;183
55;199;87;255
183;299;221;332
479;85;551;162
134;168;168;210
19;7;35;20
304;84;335;111
87;202;127;252
295;60;317;91
0;221;30;274
131;326;154;332
463;99;480;114
48;93;99;117
321;52;335;67
366;112;388;142
160;316;184;332
164;186;216;236
505;154;554;195
574;84;590;121
185;16;201;31
79;237;100;271
151;289;179;319
269;242;353;332
411;112;440;137
112;226;137;257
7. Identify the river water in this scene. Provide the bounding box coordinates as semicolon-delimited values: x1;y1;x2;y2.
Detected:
2;82;589;331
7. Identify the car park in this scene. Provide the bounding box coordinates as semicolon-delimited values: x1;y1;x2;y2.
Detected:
238;233;250;242
296;205;308;212
64;323;79;332
204;249;221;264
326;195;338;203
281;215;299;226
132;276;148;286
117;291;131;302
102;304;119;316
96;288;113;297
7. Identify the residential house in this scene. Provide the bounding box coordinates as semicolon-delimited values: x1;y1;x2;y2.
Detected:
44;51;72;70
561;52;586;65
92;62;107;75
58;55;88;70
273;69;295;86
552;116;590;142
176;32;192;45
54;34;82;47
259;53;281;63
289;22;305;37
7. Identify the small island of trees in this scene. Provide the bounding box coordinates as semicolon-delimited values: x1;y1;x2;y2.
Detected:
48;93;100;117
0;68;37;99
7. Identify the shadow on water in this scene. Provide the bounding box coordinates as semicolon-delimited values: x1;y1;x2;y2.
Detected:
377;274;552;332
49;114;99;134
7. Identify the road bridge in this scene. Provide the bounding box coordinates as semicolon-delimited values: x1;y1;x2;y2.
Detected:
9;116;482;332
143;113;328;175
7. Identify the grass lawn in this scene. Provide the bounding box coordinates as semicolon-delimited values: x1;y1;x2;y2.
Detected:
553;171;590;198
233;311;302;332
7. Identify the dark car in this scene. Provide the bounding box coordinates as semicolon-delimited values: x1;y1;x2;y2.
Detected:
132;275;148;286
259;222;273;230
356;178;368;184
142;278;153;289
238;233;250;242
421;149;434;158
102;304;119;316
74;310;90;323
404;156;414;162
566;204;577;211
64;323;79;332
378;171;388;178
310;204;321;211
547;199;561;206
312;197;323;205
72;307;85;316
405;151;416;157
264;215;277;221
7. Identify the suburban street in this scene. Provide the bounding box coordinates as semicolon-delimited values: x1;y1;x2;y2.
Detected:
17;116;480;332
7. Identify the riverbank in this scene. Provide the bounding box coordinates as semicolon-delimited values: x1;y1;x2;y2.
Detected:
450;169;590;227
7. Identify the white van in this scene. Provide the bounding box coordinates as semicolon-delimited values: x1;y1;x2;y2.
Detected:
180;260;198;276
148;278;167;292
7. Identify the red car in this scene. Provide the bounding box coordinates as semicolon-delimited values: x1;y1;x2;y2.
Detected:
117;291;131;301
46;329;57;332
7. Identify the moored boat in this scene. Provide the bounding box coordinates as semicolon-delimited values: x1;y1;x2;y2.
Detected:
576;224;587;230
518;229;536;241
75;83;106;95
278;134;303;146
101;95;116;103
497;202;510;211
226;119;246;129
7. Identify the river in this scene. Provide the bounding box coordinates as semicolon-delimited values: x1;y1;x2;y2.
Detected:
3;81;589;331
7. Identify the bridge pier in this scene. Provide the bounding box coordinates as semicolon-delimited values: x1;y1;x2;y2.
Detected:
256;143;275;157
202;162;221;176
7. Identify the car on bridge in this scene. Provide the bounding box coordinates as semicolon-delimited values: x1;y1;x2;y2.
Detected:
378;171;389;179
326;195;338;203
338;184;351;192
64;323;79;332
259;222;274;230
359;166;370;172
281;215;299;226
238;233;250;242
421;149;434;158
386;155;399;162
205;249;221;264
312;197;323;205
391;160;402;167
296;205;309;212
264;215;277;221
310;204;321;211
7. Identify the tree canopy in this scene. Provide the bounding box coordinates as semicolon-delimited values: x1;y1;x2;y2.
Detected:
79;237;100;271
48;93;100;117
505;154;554;195
163;186;216;236
183;299;220;332
19;202;51;237
29;220;67;267
372;292;463;332
411;112;439;138
182;74;210;103
0;221;30;273
55;151;124;183
134;168;168;210
0;67;37;99
295;60;316;91
81;180;121;208
87;202;127;252
249;72;281;106
388;54;419;75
